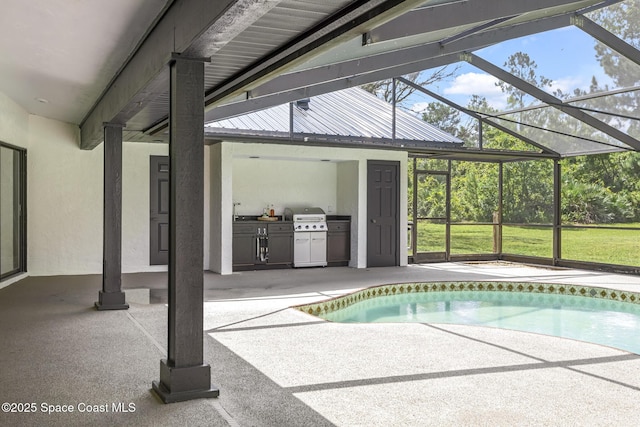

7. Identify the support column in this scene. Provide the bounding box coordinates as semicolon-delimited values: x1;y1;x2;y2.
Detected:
553;160;562;265
152;54;219;403
497;161;503;256
95;123;128;310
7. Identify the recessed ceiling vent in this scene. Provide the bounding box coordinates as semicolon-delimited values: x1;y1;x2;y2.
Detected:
296;98;311;110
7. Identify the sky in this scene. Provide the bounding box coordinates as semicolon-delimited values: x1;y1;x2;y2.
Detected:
406;25;625;115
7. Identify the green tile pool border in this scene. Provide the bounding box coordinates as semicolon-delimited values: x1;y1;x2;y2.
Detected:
294;282;640;318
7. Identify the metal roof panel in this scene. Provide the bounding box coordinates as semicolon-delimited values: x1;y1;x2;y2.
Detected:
206;86;463;145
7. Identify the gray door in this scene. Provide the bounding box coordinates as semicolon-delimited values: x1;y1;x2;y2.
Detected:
367;160;399;267
150;156;169;265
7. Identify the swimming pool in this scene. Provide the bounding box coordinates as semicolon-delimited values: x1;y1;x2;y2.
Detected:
296;282;640;355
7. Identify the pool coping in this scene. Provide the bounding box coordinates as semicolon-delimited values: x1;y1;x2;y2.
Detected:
294;281;640;318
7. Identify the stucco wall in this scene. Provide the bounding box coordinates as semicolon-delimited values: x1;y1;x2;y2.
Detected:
122;143;170;273
27;115;102;275
232;158;338;217
0;92;29;149
21;111;174;276
337;161;360;267
18;117;206;277
209;143;233;274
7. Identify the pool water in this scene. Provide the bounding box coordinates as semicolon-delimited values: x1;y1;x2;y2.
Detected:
321;291;640;354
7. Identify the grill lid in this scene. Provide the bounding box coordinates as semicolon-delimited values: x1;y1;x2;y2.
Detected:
284;207;326;221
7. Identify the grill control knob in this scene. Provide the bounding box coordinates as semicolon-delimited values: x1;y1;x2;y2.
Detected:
313;225;317;229
305;225;309;229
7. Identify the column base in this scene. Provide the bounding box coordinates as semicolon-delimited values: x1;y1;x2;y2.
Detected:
94;290;129;311
152;360;219;403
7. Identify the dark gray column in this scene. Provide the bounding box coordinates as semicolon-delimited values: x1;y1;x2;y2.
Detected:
152;54;219;403
497;161;503;256
95;123;128;310
553;160;562;265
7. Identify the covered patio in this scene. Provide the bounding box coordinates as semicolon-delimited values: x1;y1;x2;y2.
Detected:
2;0;640;415
2;263;640;426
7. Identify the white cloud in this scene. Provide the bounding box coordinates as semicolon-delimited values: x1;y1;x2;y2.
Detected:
443;72;508;109
444;72;501;95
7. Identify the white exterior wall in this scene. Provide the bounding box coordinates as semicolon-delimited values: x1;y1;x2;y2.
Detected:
203;145;211;271
27;115;102;275
232;158;337;217
122;143;170;273
0;88;185;278
27;118;178;276
211;142;408;273
337;161;360;267
0;92;29;148
209;143;234;274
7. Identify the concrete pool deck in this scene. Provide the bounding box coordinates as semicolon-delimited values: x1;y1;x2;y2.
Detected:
2;262;640;426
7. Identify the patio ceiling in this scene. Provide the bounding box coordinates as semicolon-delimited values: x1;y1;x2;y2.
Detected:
5;0;635;157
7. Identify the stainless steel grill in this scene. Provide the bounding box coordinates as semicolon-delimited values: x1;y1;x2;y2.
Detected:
284;207;327;267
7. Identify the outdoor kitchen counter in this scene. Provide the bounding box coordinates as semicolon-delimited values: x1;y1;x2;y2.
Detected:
326;215;351;221
232;216;351;270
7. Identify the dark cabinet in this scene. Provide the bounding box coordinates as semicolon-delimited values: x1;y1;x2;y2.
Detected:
232;223;260;267
232;233;257;266
267;223;293;264
327;220;350;265
232;221;293;270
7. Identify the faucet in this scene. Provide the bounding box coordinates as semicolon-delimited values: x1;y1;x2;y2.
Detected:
233;202;241;221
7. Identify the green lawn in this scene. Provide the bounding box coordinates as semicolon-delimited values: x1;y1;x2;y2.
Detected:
413;221;640;266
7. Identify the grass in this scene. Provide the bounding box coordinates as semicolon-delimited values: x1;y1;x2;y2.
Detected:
414;221;640;266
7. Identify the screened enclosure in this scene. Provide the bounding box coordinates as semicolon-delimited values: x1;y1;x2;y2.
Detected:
393;2;640;273
408;153;640;272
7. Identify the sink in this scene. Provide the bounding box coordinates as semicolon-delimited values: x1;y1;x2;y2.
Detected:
234;216;258;221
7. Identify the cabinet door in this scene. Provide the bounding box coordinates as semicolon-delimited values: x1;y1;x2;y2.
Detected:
267;233;293;264
294;232;311;265
310;233;327;264
328;232;350;262
233;234;256;265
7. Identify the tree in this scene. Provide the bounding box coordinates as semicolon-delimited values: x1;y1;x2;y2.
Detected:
588;1;640;137
360;66;458;105
590;1;640;88
496;52;552;109
420;103;475;145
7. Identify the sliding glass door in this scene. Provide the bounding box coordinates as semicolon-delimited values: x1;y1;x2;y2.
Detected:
1;143;26;280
